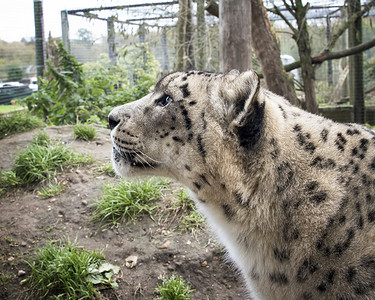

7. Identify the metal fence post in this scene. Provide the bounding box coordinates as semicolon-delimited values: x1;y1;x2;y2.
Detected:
33;0;46;79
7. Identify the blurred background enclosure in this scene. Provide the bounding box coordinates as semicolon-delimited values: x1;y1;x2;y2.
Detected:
1;0;375;124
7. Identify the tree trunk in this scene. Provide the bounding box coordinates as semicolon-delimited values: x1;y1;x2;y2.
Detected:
348;0;364;124
219;0;252;72
196;0;206;70
251;0;298;105
185;0;195;70
295;1;318;114
175;0;188;70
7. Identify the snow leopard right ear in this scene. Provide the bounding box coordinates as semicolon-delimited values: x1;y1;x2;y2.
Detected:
219;70;264;149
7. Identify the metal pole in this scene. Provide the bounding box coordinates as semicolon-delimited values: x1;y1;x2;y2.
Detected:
33;0;46;78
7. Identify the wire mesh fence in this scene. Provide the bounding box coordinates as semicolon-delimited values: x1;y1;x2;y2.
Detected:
0;1;374;120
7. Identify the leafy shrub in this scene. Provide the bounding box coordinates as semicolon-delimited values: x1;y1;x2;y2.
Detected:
26;240;119;299
7;65;23;81
0;111;44;139
23;43;159;125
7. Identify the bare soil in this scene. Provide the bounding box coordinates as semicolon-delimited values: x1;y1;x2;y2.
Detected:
0;126;247;299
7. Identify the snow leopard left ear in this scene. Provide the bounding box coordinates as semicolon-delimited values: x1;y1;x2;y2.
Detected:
224;70;264;149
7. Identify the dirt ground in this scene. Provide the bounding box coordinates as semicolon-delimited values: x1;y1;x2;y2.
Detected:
0;125;247;299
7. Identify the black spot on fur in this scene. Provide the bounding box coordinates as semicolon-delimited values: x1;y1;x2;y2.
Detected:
333;228;355;257
235;101;265;149
172;136;184;144
199;174;211;186
269;272;289;285
368;210;375;223
317;282;327;293
193;182;201;190
188;101;197;106
335;133;347;152
279;105;287;119
196;134;206;161
184;165;191;171
305;181;327;204
368;158;375;170
222;204;236;221
274;247;290;262
310;156;336;169
276;161;294;193
320;129;329;142
326;269;336;284
187;133;193;142
179;105;192;130
181;76;187;81
250;267;260;280
296;130;316;154
302;292;313;300
347;129;360;135
180;83;190;98
297;258;318;283
293;124;302;132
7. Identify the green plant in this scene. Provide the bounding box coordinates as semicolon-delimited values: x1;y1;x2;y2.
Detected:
180;211;205;234
155;273;195;300
95;163;116;177
0;111;44;139
73;124;97;141
12;133;93;184
38;181;64;198
0;170;20;195
31;130;51;147
92;179;167;227
26;240;119;299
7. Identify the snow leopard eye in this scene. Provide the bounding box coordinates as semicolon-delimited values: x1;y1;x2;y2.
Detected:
156;94;173;107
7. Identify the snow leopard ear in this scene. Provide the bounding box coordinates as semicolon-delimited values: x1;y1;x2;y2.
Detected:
222;70;264;149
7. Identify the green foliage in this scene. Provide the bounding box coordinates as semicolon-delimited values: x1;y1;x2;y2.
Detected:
26;240;119;299
6;65;23;81
0;111;44;139
364;56;375;90
38;181;64;198
92;179;167;227
0;170;20;196
12;131;93;184
155;273;195;300
23;43;160;125
73;124;97;141
95;163;116;177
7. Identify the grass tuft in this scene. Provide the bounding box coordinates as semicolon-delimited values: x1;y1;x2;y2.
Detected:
95;162;116;177
73;124;97;141
12;131;93;184
155;273;195;300
0;111;44;139
38;181;64;198
92;179;167;227
26;240;119;299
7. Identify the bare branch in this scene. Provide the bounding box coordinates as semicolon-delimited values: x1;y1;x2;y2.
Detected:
284;38;375;72
326;0;375;51
269;5;298;36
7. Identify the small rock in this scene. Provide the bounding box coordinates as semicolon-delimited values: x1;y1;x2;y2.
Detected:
160;240;171;249
18;270;26;277
125;255;138;269
201;261;208;267
21;242;27;247
81;200;88;206
8;256;14;262
186;240;191;245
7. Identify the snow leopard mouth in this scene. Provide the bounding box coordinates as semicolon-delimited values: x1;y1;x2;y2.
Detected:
112;147;157;168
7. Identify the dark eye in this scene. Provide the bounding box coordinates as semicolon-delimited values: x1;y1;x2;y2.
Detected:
157;94;173;107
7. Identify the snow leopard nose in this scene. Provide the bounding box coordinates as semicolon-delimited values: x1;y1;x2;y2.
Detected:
108;114;120;131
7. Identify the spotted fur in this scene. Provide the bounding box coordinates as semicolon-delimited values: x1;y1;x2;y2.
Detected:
109;70;375;300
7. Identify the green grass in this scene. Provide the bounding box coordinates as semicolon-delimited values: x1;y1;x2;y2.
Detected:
95;162;116;177
73;124;97;141
155;273;195;300
0;104;23;113
26;240;119;299
12;131;93;184
38;181;64;198
0;111;44;139
0;170;20;195
92;179;168;227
